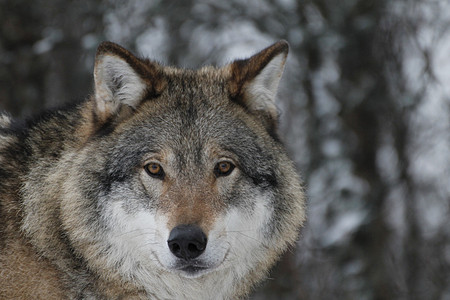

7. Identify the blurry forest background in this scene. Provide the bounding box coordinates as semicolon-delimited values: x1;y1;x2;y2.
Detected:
1;0;450;299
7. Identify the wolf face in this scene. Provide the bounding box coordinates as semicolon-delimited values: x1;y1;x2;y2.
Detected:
3;41;305;299
83;100;282;280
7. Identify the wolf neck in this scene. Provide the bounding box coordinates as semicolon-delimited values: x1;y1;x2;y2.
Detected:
16;101;99;295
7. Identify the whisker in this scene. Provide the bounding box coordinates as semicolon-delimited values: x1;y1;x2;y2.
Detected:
227;231;261;244
223;229;258;233
112;228;158;238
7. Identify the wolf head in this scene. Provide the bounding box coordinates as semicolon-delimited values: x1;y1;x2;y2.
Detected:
52;41;305;298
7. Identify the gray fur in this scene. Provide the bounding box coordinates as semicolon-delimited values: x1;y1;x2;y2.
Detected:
0;41;306;299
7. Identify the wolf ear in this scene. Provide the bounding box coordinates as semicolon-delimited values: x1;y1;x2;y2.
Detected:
227;40;288;128
93;42;166;121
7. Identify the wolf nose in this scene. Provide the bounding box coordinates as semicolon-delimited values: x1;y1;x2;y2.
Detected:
167;225;207;260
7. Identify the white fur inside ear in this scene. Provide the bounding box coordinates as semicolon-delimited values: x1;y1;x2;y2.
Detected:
94;55;147;115
245;53;286;111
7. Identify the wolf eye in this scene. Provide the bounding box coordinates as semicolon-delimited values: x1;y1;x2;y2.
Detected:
144;162;165;179
214;161;235;177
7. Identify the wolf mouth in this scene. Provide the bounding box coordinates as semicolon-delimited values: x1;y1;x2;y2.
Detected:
173;247;231;278
152;251;213;277
173;263;212;278
178;265;209;274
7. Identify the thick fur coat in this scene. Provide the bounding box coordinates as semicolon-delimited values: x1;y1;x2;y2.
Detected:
0;41;306;299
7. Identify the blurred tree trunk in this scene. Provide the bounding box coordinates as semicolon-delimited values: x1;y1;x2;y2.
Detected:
0;0;46;116
0;0;105;116
335;1;399;297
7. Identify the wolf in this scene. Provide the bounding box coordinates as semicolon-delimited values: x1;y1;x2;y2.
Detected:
0;40;306;299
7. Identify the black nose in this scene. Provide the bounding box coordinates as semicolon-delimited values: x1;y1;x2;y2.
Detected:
167;224;207;260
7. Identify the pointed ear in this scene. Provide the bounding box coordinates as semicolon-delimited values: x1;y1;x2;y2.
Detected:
227;40;289;128
93;42;167;122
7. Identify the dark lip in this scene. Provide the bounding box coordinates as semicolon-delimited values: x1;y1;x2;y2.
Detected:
178;265;209;273
174;262;212;276
173;248;231;276
152;251;213;276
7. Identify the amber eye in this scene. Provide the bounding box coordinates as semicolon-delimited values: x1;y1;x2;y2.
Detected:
214;161;235;177
144;162;165;179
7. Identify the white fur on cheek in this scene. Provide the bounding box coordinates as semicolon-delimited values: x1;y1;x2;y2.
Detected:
103;199;169;278
209;193;274;278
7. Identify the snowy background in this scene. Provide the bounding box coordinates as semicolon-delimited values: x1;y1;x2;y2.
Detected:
1;0;449;299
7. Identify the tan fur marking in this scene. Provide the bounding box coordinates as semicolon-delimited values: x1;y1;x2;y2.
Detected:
0;239;65;299
77;99;99;143
0;190;65;299
163;179;223;233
